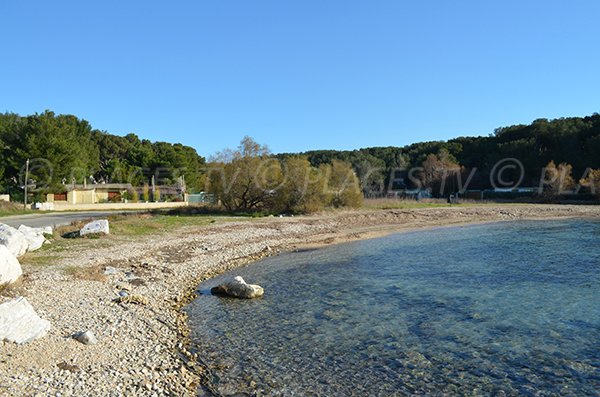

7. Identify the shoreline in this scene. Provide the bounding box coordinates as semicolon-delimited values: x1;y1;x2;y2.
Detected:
1;204;599;396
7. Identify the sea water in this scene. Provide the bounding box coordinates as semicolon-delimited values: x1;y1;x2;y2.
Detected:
187;219;600;396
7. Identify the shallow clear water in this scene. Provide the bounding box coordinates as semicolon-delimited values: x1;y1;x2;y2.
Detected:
187;220;600;396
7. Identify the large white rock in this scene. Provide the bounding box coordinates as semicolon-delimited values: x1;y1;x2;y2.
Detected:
0;245;22;284
211;276;264;299
80;220;110;236
0;296;50;344
0;223;28;257
18;225;51;252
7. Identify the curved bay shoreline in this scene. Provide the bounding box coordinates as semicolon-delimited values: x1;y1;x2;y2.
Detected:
1;204;599;396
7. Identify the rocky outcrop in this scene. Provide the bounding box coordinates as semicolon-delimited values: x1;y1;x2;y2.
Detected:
80;220;110;236
211;276;264;299
0;245;22;285
0;223;28;257
0;296;50;344
18;225;52;252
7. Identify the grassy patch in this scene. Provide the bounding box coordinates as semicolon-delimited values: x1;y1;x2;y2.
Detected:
363;198;454;210
362;198;528;210
0;201;36;217
19;253;61;267
106;212;220;236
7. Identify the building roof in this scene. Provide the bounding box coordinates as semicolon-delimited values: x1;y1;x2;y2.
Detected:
63;183;133;192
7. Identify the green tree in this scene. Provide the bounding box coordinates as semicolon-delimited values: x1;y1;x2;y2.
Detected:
208;137;282;212
276;156;326;214
321;159;363;208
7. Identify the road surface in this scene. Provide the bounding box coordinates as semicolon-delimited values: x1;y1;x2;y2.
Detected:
0;211;133;228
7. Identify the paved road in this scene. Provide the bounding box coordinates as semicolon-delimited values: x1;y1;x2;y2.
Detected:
0;211;132;228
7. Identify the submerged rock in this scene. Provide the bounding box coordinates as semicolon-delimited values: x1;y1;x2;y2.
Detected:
0;245;22;285
211;276;264;299
0;296;50;344
0;223;28;257
80;220;110;236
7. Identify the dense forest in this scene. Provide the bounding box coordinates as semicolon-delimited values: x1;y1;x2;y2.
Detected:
1;110;599;207
279;113;600;196
0;110;205;200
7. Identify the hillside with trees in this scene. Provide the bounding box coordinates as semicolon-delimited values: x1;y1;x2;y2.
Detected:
0;110;206;201
1;110;599;210
279;113;600;197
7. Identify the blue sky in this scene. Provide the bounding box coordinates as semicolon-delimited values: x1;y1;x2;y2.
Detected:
1;1;599;157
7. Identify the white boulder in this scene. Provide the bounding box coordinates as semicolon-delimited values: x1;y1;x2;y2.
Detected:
80;220;110;236
210;276;264;299
0;223;28;258
0;296;50;344
18;225;51;252
0;245;22;285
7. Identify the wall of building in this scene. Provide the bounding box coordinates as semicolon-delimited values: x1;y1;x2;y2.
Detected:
0;194;10;202
67;190;96;204
51;201;188;211
95;191;109;203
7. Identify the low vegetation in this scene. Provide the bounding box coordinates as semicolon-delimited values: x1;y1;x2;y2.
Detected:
0;201;34;217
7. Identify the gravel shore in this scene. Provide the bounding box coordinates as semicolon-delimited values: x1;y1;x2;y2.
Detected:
1;204;599;397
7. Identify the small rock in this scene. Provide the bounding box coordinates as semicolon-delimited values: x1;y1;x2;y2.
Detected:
115;294;149;305
104;266;119;275
73;330;98;345
129;278;146;287
57;361;80;373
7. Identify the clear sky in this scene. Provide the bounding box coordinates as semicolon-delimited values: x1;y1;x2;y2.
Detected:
1;1;599;158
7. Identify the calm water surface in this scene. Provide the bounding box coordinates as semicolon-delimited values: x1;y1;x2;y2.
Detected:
187;219;600;396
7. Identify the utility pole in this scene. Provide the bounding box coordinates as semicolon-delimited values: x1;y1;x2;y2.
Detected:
23;158;30;209
151;175;155;202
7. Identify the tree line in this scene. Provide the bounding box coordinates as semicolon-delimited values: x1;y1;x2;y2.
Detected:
278;113;600;197
1;110;599;211
0;110;206;201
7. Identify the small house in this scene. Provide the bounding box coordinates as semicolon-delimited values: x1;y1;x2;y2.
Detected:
47;183;132;205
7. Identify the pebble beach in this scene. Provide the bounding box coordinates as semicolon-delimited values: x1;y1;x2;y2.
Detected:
1;204;599;397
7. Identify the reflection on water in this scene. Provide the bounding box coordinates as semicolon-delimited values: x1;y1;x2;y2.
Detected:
187;220;600;396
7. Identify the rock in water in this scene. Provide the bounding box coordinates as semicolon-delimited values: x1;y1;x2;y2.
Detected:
211;276;264;299
0;245;22;285
80;220;110;236
18;225;50;252
73;330;98;345
0;296;50;344
0;223;28;257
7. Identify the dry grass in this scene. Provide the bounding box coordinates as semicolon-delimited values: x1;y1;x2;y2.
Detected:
0;277;28;298
363;198;453;210
0;201;35;217
63;264;107;282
